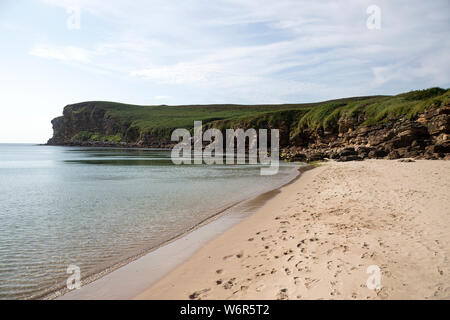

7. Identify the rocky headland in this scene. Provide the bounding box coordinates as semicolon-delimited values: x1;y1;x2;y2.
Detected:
47;88;450;161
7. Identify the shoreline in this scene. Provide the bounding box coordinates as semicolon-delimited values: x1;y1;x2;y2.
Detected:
53;163;309;300
136;159;450;300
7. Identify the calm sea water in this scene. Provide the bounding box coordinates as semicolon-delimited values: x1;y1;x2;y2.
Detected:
0;144;298;299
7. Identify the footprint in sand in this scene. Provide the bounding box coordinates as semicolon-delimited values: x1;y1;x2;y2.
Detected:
223;278;236;290
255;284;265;292
327;261;333;270
232;286;248;295
330;288;341;296
276;288;289;300
189;288;211;300
304;278;320;289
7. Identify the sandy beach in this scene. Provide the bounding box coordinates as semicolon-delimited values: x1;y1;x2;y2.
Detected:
135;160;450;300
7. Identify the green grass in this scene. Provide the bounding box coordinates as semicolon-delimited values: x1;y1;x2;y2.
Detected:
70;131;122;143
308;160;325;167
298;102;347;130
65;96;380;134
290;87;449;131
102;102;317;133
62;87;449;143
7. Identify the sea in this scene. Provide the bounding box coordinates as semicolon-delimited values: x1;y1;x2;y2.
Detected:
0;144;299;299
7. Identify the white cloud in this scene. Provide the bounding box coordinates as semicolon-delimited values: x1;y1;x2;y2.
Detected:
30;45;91;62
33;0;450;102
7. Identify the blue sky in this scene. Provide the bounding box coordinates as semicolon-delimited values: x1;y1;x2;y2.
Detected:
0;0;449;143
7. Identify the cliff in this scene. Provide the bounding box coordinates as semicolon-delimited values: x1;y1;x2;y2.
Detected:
47;88;450;160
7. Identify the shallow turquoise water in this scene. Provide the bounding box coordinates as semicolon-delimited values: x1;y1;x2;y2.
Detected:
0;144;298;299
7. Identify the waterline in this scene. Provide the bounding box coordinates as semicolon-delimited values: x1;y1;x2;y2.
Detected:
0;144;299;299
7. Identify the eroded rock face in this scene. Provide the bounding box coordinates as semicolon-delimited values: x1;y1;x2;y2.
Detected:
47;102;166;148
281;104;450;161
46;116;64;145
48;101;449;160
48;102;111;145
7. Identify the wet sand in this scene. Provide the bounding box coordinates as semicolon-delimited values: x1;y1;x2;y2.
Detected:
136;160;450;300
56;165;303;299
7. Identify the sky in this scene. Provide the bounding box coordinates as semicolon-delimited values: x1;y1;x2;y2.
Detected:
0;0;449;143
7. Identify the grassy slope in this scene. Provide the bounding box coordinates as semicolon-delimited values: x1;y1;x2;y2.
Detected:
64;88;449;143
295;87;449;130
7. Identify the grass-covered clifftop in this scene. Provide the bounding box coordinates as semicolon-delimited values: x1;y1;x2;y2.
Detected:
48;87;449;151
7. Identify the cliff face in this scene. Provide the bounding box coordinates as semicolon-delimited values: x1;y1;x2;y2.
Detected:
47;102;128;146
47;89;450;161
282;104;450;161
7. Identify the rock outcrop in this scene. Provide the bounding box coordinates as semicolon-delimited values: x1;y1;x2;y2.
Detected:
47;89;450;161
47;102;173;147
281;104;450;161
